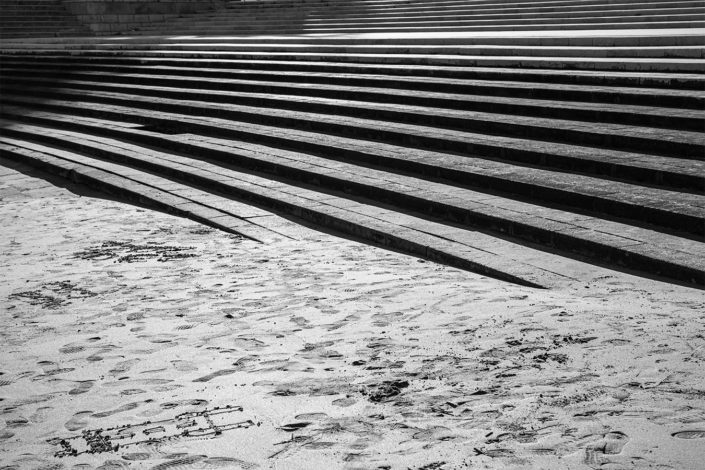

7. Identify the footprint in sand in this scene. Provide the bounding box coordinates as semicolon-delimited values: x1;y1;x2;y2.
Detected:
59;343;86;354
584;431;629;466
412;426;456;441
149;455;207;470
193;369;239;383
109;359;140;375
68;380;94;395
197;457;258;469
171;360;199;372
672;430;705;439
65;410;93;431
332;397;357;407
91;401;141;419
122;453;151;461
6;417;29;428
231;338;266;350
294;412;328;421
96;460;130;469
149;455;257;470
29;406;52;423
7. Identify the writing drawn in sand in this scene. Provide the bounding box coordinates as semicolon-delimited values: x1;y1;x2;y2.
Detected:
49;406;254;457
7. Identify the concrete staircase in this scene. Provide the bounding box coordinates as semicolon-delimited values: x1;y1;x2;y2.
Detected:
0;0;91;39
0;0;703;288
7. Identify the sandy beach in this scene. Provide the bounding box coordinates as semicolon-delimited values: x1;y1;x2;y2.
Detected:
1;160;704;470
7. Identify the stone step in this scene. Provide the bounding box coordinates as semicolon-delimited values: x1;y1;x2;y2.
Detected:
0;13;77;18
2;93;702;236
2;123;702;287
134;20;705;35
216;0;705;14
305;4;705;18
3;106;701;236
2;58;701;108
148;8;705;24
4;28;703;47
4;41;702;58
138;12;705;32
0;132;576;288
3;98;700;201
2;67;701;131
3;47;702;72
1;54;702;90
0;19;85;25
0;1;65;6
175;13;705;29
4;79;703;162
0;30;89;38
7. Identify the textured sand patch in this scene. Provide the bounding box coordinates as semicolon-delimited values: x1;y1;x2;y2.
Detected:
1;162;704;470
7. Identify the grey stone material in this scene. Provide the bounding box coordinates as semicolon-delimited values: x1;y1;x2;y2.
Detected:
0;1;703;286
4;93;701;234
2;117;701;286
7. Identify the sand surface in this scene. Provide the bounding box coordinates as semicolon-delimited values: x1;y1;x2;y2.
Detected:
1;161;704;470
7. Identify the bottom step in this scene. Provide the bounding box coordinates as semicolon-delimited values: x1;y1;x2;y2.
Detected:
0;137;595;289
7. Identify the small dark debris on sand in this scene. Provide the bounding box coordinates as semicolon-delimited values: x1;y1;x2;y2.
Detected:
73;240;197;263
8;281;96;309
362;379;410;403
